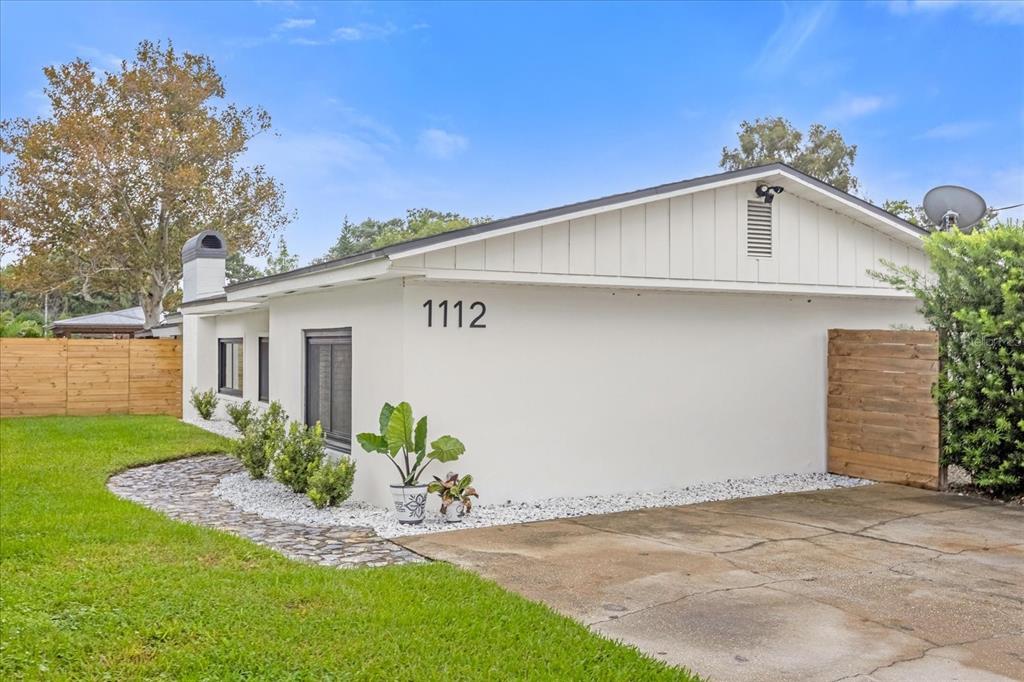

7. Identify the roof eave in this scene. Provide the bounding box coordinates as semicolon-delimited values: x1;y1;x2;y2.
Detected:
225;257;394;302
219;163;926;292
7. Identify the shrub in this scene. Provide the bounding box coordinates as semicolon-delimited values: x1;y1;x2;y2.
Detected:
274;421;326;493
189;388;218;420
225;400;258;433
873;222;1023;493
0;311;44;338
307;456;356;509
233;401;287;479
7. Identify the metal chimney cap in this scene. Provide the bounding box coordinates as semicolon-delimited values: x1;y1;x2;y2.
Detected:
182;230;228;263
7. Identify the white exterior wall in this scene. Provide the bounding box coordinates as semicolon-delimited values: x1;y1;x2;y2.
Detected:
213;310;270;415
182;314;216;420
267;279;405;505
182;257;227;302
394;183;926;291
183;310;269;421
186;280;923;507
397;281;923;504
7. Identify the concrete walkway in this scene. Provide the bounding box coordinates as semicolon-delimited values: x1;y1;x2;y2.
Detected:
397;484;1024;681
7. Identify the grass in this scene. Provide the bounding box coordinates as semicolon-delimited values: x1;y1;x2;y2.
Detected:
0;416;697;680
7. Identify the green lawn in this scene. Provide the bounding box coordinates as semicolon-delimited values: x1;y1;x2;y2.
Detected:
0;416;696;680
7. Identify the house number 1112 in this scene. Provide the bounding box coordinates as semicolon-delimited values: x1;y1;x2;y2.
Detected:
423;300;486;328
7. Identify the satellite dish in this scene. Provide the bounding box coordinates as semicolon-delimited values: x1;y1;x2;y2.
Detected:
923;185;987;231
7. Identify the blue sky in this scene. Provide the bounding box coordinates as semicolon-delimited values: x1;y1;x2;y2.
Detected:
2;0;1022;263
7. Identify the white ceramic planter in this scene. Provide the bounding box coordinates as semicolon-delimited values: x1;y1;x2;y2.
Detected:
390;484;428;524
442;500;466;523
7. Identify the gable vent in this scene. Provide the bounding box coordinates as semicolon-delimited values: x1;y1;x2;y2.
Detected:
746;200;773;258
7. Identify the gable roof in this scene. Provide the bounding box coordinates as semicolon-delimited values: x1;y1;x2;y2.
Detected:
225;163;926;294
49;306;146;329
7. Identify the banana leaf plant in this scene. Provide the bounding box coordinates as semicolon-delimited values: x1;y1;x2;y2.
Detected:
356;402;465;486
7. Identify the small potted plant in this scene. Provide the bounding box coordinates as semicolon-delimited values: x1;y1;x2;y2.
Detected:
428;473;478;523
357;402;466;524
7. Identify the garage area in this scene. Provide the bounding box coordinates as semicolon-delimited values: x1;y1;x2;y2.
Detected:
398;484;1024;682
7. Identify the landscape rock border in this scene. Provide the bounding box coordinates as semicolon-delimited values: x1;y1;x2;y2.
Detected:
215;468;871;539
182;417;872;539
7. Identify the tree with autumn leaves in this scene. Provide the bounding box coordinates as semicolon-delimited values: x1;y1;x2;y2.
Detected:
0;40;290;329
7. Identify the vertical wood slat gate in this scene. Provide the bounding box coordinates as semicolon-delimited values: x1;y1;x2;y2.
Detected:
0;338;182;418
827;329;943;489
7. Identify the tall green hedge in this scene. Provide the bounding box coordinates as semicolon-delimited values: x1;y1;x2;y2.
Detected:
875;222;1023;493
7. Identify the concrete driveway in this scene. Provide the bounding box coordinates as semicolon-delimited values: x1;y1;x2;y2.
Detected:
397;484;1024;681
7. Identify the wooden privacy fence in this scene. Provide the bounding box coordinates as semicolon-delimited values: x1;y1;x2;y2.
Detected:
827;329;942;489
0;338;182;417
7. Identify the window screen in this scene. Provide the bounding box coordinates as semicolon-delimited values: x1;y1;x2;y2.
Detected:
258;337;269;403
305;329;352;449
218;338;243;397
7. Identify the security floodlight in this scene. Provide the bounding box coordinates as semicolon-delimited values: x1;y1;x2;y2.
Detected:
756;184;785;204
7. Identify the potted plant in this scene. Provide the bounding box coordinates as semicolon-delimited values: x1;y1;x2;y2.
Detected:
427;473;478;523
357;402;465;524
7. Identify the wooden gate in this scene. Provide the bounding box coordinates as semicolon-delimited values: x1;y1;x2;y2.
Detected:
0;338;182;417
827;329;942;489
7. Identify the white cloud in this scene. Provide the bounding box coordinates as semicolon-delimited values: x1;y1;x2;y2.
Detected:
242;128;466;262
288;22;403;46
887;0;957;15
24;89;52;117
823;94;891;121
417;129;469;159
887;1;1024;25
247;130;381;176
333;27;364;41
752;2;836;72
989;166;1024;220
74;45;123;70
323;98;400;147
278;18;315;30
333;22;397;41
920;121;990;139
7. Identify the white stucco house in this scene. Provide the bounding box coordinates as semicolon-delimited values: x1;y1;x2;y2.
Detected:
180;163;928;506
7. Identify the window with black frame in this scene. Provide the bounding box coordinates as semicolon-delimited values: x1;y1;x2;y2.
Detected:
218;338;243;396
305;329;352;449
258;337;269;402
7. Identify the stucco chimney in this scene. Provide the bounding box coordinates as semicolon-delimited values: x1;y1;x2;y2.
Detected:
181;231;227;303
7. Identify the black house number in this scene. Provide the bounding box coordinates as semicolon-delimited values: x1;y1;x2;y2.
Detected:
423;300;486;328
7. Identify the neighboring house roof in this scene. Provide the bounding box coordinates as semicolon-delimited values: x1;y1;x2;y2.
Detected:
223;163;927;295
49;306;146;330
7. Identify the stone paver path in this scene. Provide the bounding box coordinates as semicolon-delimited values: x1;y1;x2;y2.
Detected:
108;454;424;568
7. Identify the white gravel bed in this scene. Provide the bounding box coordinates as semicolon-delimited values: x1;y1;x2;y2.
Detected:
182;417;240;440
213;470;870;539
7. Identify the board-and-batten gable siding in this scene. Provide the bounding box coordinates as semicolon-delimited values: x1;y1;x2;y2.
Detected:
394;183;923;290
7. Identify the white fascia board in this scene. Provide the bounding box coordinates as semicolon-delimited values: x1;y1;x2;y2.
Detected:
150;325;182;338
400;267;917;300
226;258;393;302
392;170;789;260
775;171;925;246
181;300;265;316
